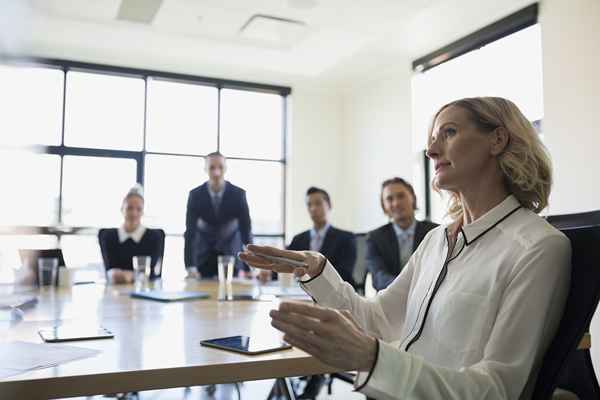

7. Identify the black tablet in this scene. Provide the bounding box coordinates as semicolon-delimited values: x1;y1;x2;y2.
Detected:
39;326;114;343
130;290;210;302
200;335;292;355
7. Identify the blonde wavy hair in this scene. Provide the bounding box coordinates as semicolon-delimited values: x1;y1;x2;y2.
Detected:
429;97;552;221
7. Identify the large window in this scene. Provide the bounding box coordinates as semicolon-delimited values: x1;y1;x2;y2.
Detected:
411;11;543;223
0;60;290;281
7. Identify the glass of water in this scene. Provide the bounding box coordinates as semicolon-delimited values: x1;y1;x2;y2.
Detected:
38;257;58;287
132;255;151;289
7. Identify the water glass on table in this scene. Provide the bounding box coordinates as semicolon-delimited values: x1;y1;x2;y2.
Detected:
132;256;151;290
38;257;58;287
217;255;235;284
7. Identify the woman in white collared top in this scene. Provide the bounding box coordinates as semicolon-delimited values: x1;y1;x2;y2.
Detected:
240;97;571;400
99;185;162;284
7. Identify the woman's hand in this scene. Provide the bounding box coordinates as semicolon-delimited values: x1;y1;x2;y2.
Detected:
110;269;134;284
238;245;326;279
270;301;378;372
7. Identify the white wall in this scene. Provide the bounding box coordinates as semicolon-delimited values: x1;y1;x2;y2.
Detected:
540;0;600;371
286;87;345;239
338;62;416;233
541;0;600;215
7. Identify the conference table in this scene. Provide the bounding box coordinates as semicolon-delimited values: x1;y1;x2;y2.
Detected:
0;279;338;399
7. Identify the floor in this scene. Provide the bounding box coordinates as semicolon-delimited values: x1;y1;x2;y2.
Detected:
64;377;366;400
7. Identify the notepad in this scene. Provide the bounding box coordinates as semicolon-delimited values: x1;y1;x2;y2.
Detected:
0;341;100;379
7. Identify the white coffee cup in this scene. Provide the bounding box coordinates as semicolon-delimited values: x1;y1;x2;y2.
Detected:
58;268;74;287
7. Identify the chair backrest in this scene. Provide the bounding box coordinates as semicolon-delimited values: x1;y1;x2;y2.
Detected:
532;219;600;398
546;210;600;230
154;228;166;277
352;234;368;294
98;228;166;278
18;248;66;286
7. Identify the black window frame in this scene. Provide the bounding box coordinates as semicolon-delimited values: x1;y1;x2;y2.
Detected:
0;56;290;246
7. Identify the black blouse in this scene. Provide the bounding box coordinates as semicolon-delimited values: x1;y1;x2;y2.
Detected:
98;228;163;279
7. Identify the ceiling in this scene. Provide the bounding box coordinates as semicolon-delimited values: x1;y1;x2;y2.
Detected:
1;0;535;88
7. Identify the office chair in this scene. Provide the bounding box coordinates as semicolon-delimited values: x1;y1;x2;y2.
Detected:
18;248;66;286
533;211;600;399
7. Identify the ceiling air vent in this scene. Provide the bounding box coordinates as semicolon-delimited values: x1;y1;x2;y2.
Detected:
239;14;307;48
117;0;163;24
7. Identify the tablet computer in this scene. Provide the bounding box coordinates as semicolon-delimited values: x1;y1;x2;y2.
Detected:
39;326;114;343
130;290;210;302
200;335;292;355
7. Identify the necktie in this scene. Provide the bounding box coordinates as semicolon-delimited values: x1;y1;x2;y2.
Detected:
398;231;413;267
213;193;221;215
311;232;322;252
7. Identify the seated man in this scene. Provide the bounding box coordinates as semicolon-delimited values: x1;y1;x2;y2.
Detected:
288;186;357;399
367;177;437;291
288;186;357;287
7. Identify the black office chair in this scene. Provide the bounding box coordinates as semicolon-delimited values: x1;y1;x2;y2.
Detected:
98;228;166;279
18;248;66;286
533;211;600;399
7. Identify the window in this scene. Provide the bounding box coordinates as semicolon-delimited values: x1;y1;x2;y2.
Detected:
226;159;284;234
146;79;218;154
143;154;204;234
0;59;289;282
411;21;543;223
0;65;63;146
61;156;137;227
0;150;61;226
65;71;145;150
220;89;284;160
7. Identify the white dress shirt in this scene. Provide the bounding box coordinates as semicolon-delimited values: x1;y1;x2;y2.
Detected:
300;195;571;400
310;224;331;252
117;224;146;244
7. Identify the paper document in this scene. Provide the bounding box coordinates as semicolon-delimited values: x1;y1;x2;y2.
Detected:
0;341;100;379
0;294;38;310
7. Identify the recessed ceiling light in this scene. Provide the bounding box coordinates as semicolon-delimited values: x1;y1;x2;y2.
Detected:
288;0;318;10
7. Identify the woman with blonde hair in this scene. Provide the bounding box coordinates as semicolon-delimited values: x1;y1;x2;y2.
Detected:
99;185;163;284
240;97;571;399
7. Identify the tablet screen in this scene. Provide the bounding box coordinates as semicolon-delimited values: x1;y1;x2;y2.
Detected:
38;326;114;342
200;335;292;355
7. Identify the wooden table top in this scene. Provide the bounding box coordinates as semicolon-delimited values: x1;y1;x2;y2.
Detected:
0;280;336;399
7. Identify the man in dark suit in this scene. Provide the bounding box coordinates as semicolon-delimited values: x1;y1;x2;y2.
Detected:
288;187;357;286
367;177;438;291
285;187;357;399
184;152;252;279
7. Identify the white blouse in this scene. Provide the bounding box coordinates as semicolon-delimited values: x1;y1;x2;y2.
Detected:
301;195;571;400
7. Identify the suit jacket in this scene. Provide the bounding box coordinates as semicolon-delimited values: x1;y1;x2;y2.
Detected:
184;181;252;274
367;220;438;291
288;226;357;287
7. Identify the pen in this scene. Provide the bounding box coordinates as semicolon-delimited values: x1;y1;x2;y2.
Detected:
258;254;307;268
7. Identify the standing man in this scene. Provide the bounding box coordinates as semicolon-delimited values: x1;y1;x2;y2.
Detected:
367;177;437;291
184;152;252;279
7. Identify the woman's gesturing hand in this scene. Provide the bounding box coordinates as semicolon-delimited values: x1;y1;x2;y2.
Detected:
270;301;378;372
238;244;326;279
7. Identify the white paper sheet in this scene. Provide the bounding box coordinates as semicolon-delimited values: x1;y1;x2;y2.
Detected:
0;341;100;378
